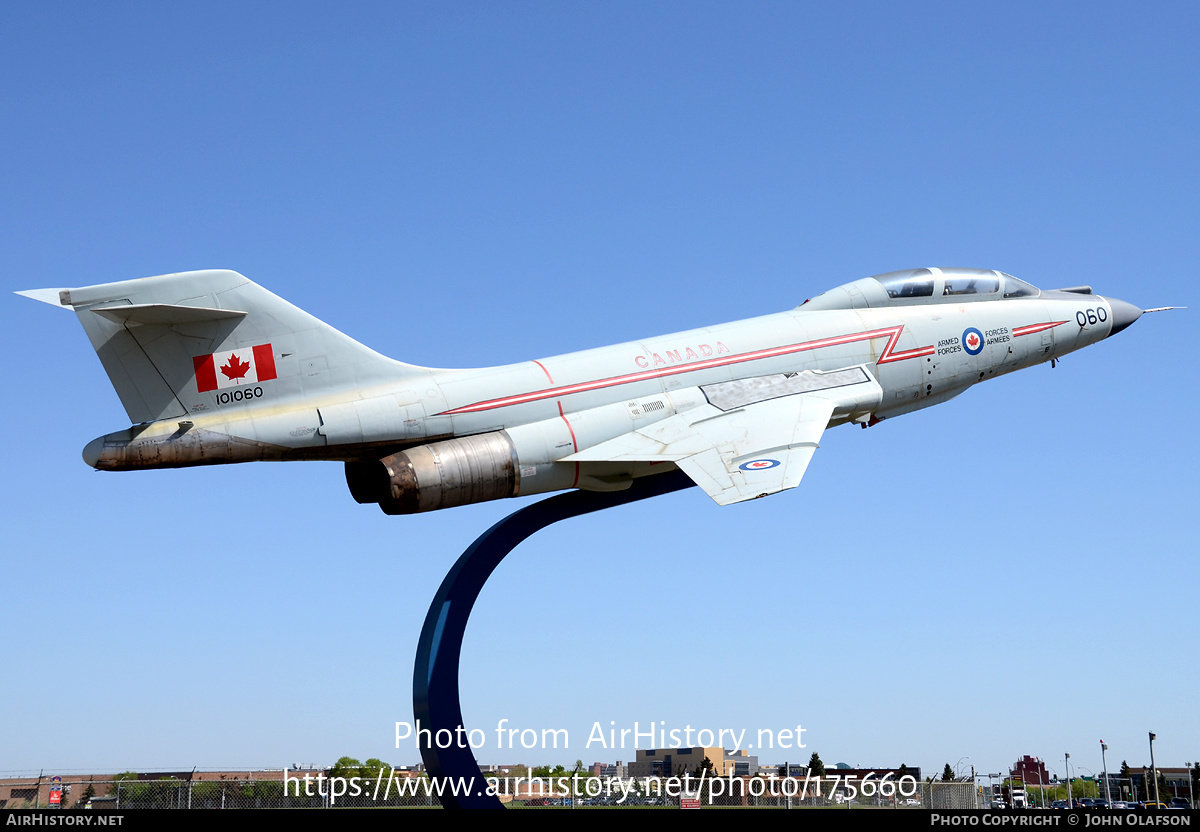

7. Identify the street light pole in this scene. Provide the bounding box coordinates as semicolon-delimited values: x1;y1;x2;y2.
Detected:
1149;733;1159;805
1066;753;1073;807
1101;741;1111;806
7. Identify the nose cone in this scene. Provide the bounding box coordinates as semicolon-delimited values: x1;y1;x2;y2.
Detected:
1105;297;1143;337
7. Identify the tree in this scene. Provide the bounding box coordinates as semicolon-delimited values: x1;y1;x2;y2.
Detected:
329;757;361;778
328;756;394;782
942;763;955;782
683;756;719;803
108;772;139;796
1146;768;1171;804
361;759;390;781
807;752;825;777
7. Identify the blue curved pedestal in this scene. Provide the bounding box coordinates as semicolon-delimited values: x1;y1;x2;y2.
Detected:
412;471;695;809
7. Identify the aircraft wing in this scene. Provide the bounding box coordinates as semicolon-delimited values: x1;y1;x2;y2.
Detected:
564;366;881;505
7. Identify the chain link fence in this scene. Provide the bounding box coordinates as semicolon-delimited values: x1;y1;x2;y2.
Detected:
2;773;977;809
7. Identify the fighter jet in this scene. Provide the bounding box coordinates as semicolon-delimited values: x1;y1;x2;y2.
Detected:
17;267;1153;513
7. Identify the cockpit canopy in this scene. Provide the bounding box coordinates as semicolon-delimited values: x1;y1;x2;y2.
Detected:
801;267;1040;311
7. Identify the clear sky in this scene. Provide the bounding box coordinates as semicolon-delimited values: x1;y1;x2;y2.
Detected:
3;2;1196;782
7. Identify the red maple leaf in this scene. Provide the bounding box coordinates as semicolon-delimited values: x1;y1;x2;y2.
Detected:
220;353;251;381
967;334;980;348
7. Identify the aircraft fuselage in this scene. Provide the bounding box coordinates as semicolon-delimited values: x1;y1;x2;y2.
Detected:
20;267;1142;513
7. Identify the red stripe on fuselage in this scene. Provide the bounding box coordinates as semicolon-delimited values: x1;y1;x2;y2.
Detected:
557;401;580;487
438;325;930;416
1012;320;1068;337
557;401;578;453
532;359;555;383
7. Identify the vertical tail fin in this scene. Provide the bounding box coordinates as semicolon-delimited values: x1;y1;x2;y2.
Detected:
18;269;421;424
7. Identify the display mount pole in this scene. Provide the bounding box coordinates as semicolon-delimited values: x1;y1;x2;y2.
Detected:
413;471;695;809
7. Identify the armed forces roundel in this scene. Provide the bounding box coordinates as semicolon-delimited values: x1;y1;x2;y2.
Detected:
739;459;781;471
962;327;985;355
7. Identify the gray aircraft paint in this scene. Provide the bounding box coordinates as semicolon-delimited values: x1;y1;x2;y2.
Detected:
18;267;1144;512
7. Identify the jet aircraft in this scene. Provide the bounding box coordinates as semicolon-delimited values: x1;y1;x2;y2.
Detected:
18;267;1151;513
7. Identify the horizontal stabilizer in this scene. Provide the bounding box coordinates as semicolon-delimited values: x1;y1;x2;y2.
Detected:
14;288;69;306
92;304;248;325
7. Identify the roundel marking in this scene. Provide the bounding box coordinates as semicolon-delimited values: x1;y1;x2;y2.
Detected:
962;327;985;355
739;458;781;471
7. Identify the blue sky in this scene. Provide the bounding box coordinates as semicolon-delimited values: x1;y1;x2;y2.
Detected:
2;2;1196;781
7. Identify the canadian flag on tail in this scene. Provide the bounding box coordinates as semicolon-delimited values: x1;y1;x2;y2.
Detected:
193;344;278;392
